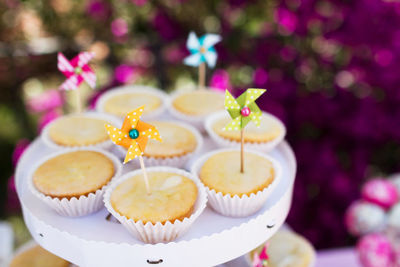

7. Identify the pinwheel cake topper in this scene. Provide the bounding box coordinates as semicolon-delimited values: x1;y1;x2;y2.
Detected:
252;244;269;267
184;31;221;88
224;88;266;173
57;51;96;113
105;105;162;194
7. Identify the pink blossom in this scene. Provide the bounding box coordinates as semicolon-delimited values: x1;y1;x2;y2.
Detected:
12;139;30;167
114;64;136;84
274;8;298;33
27;89;63;113
111;18;129;37
210;69;230;91
253;68;268;87
86;0;110;20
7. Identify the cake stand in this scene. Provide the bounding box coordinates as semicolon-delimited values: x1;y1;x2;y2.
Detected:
15;138;296;267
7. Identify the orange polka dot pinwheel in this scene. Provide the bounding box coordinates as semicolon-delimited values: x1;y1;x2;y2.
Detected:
105;106;162;164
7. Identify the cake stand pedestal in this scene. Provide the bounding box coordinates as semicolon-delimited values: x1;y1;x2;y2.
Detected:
15;138;296;267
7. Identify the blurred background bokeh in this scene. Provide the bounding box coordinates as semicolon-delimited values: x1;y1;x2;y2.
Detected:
1;0;400;250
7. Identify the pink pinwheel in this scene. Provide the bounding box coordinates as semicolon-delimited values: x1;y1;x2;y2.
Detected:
57;52;96;91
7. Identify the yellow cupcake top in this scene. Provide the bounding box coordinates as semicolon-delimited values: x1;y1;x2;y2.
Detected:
33;151;115;198
48;116;109;147
144;121;197;158
10;245;70;267
103;92;162;117
110;171;198;224
172;90;225;116
199;151;275;197
212;114;283;143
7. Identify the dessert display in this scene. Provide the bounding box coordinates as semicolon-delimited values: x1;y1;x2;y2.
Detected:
29;149;121;216
206;111;286;152
10;243;70;267
41;112;121;149
248;230;316;267
96;85;168;119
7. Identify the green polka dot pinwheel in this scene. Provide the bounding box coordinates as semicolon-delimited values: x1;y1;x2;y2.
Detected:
224;88;266;173
224;88;266;131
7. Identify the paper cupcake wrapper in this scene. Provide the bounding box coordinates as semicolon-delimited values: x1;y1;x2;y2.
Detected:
167;88;225;132
191;148;282;217
205;111;286;153
41;112;122;151
103;167;208;244
116;120;203;168
95;85;169;121
28;148;123;217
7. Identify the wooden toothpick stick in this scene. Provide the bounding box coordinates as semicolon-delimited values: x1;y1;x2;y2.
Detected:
75;88;81;113
198;62;206;89
240;128;244;173
139;155;151;195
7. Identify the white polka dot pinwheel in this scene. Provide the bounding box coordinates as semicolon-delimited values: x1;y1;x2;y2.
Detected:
105;106;162;193
224;88;266;173
224;88;266;131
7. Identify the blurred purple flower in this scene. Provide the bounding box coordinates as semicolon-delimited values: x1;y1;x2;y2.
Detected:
27;89;63;113
152;11;181;40
6;176;20;214
253;68;268;87
114;64;136;84
86;0;111;20
210;69;230;91
38;110;61;132
111;18;129;37
274;8;298;33
12;139;30;167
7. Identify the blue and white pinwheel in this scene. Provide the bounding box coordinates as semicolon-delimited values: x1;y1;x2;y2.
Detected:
184;32;221;68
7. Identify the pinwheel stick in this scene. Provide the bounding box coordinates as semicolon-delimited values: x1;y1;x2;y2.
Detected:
75;88;82;113
198;62;206;89
139;155;151;195
240;129;245;173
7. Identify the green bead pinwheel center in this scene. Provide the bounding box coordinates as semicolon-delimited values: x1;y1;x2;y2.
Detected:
75;66;83;75
129;128;139;139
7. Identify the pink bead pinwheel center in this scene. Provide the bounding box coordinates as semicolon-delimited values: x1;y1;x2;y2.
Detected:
241;107;251;117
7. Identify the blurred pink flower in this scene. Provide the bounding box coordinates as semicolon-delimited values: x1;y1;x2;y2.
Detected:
253;68;268;87
12;139;30;167
163;45;186;64
86;0;111;20
114;64;136;84
27;89;63;113
111;18;129;37
274;8;298;33
6;176;20;214
131;0;147;6
210;69;230;91
38;110;61;132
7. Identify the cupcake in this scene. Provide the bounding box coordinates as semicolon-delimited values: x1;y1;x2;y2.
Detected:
117;120;202;168
206;111;286;152
29;149;122;217
168;89;225;131
104;167;207;244
96;85;168;119
191;148;281;217
9;242;70;267
41;112;121;150
247;230;316;267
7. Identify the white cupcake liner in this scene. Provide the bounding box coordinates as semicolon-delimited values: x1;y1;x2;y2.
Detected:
167;88;225;132
205;111;286;152
115;120;203;168
41;112;122;151
103;167;208;244
95;85;169;120
191;148;282;217
28;148;123;217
